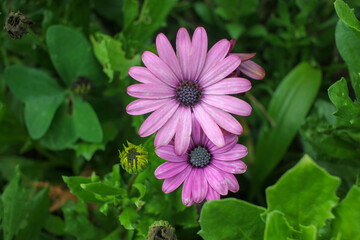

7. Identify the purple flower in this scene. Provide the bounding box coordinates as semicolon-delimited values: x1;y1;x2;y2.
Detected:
127;27;252;155
228;39;265;80
154;117;247;206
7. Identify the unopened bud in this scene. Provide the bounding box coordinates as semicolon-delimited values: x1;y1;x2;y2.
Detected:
4;11;34;39
146;220;177;240
119;141;148;174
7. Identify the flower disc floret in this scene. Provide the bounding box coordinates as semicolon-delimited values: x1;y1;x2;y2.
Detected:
189;146;211;167
175;81;202;106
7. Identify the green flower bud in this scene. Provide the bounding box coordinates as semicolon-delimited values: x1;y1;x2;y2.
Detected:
119;141;148;174
146;220;177;240
71;76;93;99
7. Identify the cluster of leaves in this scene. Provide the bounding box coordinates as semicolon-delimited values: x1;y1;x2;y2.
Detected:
0;0;359;239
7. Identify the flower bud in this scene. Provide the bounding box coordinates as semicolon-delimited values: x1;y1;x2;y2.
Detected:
4;11;34;39
146;220;177;240
119;141;148;174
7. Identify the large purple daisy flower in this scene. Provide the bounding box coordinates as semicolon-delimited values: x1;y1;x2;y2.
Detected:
154;117;247;206
126;27;252;155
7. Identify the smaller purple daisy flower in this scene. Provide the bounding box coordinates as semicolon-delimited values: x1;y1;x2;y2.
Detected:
154;117;247;206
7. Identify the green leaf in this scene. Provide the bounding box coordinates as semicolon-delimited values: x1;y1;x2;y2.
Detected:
299;225;317;240
264;211;298;240
70;142;105;161
81;182;126;196
25;94;66;139
214;0;259;21
334;0;360;33
123;0;140;30
198;198;266;240
328;78;360;124
253;62;322;190
44;215;65;236
63;176;101;203
73;95;103;143
266;155;340;230
17;187;50;240
1;167;29;240
131;183;146;207
119;207;139;230
335;20;360;99
46;25;104;87
123;0;177;43
333;185;360;239
91;32;141;81
4;66;64;102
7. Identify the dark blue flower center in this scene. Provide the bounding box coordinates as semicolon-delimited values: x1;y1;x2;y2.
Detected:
189;146;211;168
175;81;201;106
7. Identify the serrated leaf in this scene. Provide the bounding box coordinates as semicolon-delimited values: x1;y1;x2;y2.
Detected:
266;155;340;230
334;0;360;33
198;198;266;240
63;176;101;203
333;186;360;239
46;25;104;87
299;225;317;240
81;182;126;196
1;167;29;240
253;62;322;191
17;187;50;240
335;20;360;99
328;78;360;124
131;183;146;207
119;207;139;230
264;211;298;240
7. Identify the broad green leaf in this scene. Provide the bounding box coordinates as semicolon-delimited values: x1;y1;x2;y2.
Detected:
335;20;360;99
63;176;101;203
334;0;360;33
253;62;322;190
25;93;66;139
119;207;139;230
46;25;104;87
264;211;298;240
198;198;266;240
40;103;77;150
63;202;105;240
123;0;140;30
4;66;64;102
123;0;177;43
1;167;29;240
80;182;126;196
73;95;103;143
299;225;317;240
44;215;65;236
328;78;360;124
91;32;141;81
333;186;360;239
266;155;340;230
17;187;50;240
70;142;105;161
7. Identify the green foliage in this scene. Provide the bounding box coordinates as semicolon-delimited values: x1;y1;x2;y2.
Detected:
264;211;298;240
334;0;360;34
253;63;322;191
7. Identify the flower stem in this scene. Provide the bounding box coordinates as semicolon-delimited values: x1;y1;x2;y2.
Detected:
127;174;138;195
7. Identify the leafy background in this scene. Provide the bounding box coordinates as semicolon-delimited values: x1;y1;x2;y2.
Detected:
0;0;359;239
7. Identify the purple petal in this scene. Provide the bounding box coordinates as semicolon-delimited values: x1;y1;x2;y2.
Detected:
191;168;208;203
199;55;241;88
213;144;248;161
190;27;208;80
128;66;164;84
201;102;243;135
126;99;168;115
142;51;179;87
174;106;192;155
231;53;256;61
162;165;192;193
155;145;188;162
200;39;230;79
203;78;252;95
154;107;181;148
211;160;247;174
127;83;174;99
139;100;179;137
204;165;228;195
239;60;265;80
202;95;252;116
219;169;239;193
206;186;220;201
156;33;183;80
182;168;194;206
193;104;225;147
176;28;191;80
209;133;238;154
155;162;189;179
191;114;201;146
